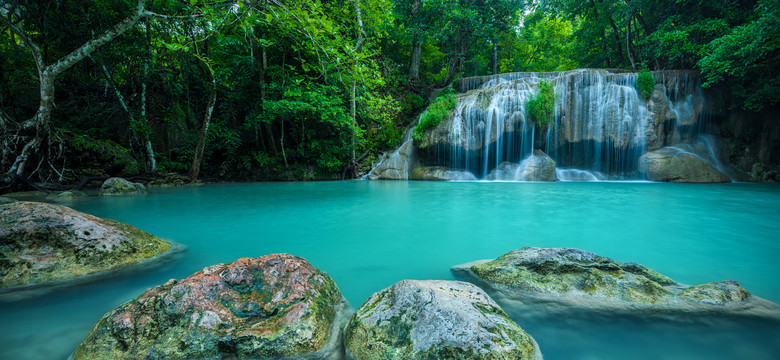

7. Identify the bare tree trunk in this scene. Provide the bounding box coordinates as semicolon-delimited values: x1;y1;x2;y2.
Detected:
1;0;150;178
142;18;156;173
407;0;422;87
492;42;498;75
349;0;366;177
627;17;636;70
189;57;216;182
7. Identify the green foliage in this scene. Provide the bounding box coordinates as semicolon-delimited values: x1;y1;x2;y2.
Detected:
70;133;140;175
412;87;457;143
637;70;655;99
526;80;556;129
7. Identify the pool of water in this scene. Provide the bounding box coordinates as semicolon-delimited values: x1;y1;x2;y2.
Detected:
1;181;779;359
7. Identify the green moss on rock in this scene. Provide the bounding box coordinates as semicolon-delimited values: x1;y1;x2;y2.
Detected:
460;247;756;309
0;201;171;288
73;254;346;360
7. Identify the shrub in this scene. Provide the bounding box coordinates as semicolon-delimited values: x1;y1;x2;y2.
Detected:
637;70;655;99
526;79;556;128
412;87;457;142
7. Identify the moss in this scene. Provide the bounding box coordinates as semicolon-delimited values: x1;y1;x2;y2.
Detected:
412;87;457;144
637;70;655;99
526;79;556;129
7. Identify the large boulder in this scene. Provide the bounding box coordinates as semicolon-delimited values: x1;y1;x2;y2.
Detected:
0;196;17;205
487;150;556;181
98;177;146;196
409;166;477;181
639;146;730;183
46;190;87;202
0;201;171;288
453;247;779;316
74;254;349;360
344;280;542;360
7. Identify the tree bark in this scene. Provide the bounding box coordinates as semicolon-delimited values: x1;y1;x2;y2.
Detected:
492;42;498;75
0;0;150;178
189;56;216;182
627;17;636;70
407;0;422;86
349;0;366;176
142;18;157;173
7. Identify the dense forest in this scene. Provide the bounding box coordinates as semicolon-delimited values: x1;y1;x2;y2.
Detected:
0;0;777;187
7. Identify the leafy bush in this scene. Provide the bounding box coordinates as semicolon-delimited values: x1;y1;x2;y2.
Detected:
412;87;457;142
637;70;655;99
526;79;556;128
70;133;140;175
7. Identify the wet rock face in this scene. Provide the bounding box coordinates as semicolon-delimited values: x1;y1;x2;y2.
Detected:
99;177;146;196
457;247;753;308
639;147;730;183
409;166;478;181
0;201;171;288
344;280;541;360
74;254;346;360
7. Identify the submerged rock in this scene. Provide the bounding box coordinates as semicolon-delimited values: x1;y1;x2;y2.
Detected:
98;177;146;196
453;247;777;316
46;190;87;201
409;166;477;181
639;146;730;183
344;279;542;360
0;201;171;288
74;254;349;360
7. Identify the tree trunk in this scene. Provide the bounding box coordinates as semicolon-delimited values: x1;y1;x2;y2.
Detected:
1;0;150;178
189;57;216;182
492;42;498;75
407;0;422;87
349;0;366;177
626;17;636;70
142;18;156;173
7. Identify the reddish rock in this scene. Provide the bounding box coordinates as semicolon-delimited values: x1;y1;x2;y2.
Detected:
73;254;348;359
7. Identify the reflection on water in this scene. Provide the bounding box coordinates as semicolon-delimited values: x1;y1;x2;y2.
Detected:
1;181;779;359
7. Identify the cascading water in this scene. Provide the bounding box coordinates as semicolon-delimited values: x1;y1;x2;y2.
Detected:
366;69;727;181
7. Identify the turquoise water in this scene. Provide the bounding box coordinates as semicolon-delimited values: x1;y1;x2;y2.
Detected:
1;181;780;359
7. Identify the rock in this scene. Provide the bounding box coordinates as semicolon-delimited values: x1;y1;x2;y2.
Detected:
366;141;416;180
453;247;778;316
639;146;730;183
409;166;477;181
148;173;191;187
0;201;171;288
98;177;146;196
73;254;349;360
344;280;542;360
0;196;17;204
487;150;556;181
46;190;87;201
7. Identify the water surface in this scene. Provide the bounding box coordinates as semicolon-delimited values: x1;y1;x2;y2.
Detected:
1;181;779;359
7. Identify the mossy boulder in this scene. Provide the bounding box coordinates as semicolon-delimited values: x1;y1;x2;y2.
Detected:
98;177;146;196
409;166;478;181
0;196;17;204
639;147;730;183
344;280;542;360
0;201;171;288
73;254;349;360
453;247;775;315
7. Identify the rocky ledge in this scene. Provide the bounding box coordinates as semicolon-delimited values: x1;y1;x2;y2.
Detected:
0;201;171;288
344;280;542;360
73;254;349;360
453;247;780;317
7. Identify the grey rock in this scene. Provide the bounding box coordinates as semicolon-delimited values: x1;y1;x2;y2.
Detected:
0;201;171;288
344;279;542;360
98;177;146;196
487;150;556;181
0;197;17;204
46;190;87;201
639;146;730;183
453;247;780;317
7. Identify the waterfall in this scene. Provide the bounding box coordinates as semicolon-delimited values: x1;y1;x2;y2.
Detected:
418;69;713;180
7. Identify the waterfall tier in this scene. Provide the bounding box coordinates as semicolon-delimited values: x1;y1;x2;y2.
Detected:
368;69;731;182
